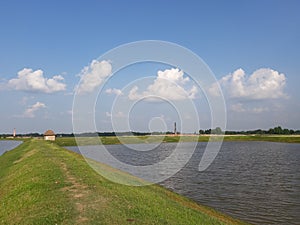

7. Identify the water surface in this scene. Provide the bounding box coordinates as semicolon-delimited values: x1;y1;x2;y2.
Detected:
0;140;23;156
66;141;300;224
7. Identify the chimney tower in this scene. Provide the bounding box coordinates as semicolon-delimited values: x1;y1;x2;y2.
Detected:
13;128;16;138
174;122;177;135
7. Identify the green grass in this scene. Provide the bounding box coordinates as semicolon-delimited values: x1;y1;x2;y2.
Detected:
56;136;201;146
223;135;300;143
55;134;300;147
0;139;247;224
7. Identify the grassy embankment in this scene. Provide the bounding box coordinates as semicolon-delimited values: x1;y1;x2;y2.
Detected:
55;135;300;146
0;139;246;224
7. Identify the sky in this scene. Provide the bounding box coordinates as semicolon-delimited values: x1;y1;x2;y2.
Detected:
0;0;299;134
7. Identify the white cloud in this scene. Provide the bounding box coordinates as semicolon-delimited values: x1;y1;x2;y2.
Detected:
23;102;46;118
230;103;269;114
252;107;269;113
105;88;123;95
230;103;246;112
128;68;198;101
128;86;140;100
8;68;66;93
76;60;112;94
209;68;288;100
105;111;126;118
208;82;223;97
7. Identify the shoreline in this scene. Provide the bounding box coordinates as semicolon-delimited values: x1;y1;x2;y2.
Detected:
0;139;247;224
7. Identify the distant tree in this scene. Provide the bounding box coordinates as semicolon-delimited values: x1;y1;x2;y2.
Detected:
225;130;239;135
274;126;283;134
211;127;223;135
268;128;275;134
282;129;290;135
254;129;266;135
199;129;205;135
205;129;211;134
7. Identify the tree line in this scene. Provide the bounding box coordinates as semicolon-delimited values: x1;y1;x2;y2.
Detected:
199;126;300;135
1;126;299;138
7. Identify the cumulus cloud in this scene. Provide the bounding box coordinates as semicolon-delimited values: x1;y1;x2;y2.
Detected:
128;68;198;101
8;68;66;93
23;102;46;118
209;68;288;100
105;88;123;95
76;60;112;94
230;103;269;113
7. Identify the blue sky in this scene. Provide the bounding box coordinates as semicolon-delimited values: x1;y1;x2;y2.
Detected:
0;0;299;133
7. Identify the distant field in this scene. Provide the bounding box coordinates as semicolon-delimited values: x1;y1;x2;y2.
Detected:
223;135;300;143
55;135;300;146
0;139;246;224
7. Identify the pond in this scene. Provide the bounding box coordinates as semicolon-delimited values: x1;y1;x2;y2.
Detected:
66;141;300;225
0;140;23;156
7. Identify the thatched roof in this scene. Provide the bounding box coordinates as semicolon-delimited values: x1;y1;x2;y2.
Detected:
44;130;55;136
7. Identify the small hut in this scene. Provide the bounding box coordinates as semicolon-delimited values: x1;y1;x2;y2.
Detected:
44;130;56;141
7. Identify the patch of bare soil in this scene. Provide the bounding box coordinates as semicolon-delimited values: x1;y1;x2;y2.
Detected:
60;162;89;224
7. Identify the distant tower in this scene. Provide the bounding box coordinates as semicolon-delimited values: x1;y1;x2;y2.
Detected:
174;122;177;135
13;128;16;138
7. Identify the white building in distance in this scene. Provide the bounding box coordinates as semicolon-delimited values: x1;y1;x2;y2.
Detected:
44;130;56;141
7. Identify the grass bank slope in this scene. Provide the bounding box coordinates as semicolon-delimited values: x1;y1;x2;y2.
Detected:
0;139;246;225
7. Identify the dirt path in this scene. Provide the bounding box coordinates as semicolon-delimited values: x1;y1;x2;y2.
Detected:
60;162;90;224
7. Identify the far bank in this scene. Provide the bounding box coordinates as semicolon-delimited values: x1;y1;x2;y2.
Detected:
55;134;300;146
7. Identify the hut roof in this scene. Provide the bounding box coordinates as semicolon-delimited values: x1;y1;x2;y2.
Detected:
44;130;55;136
